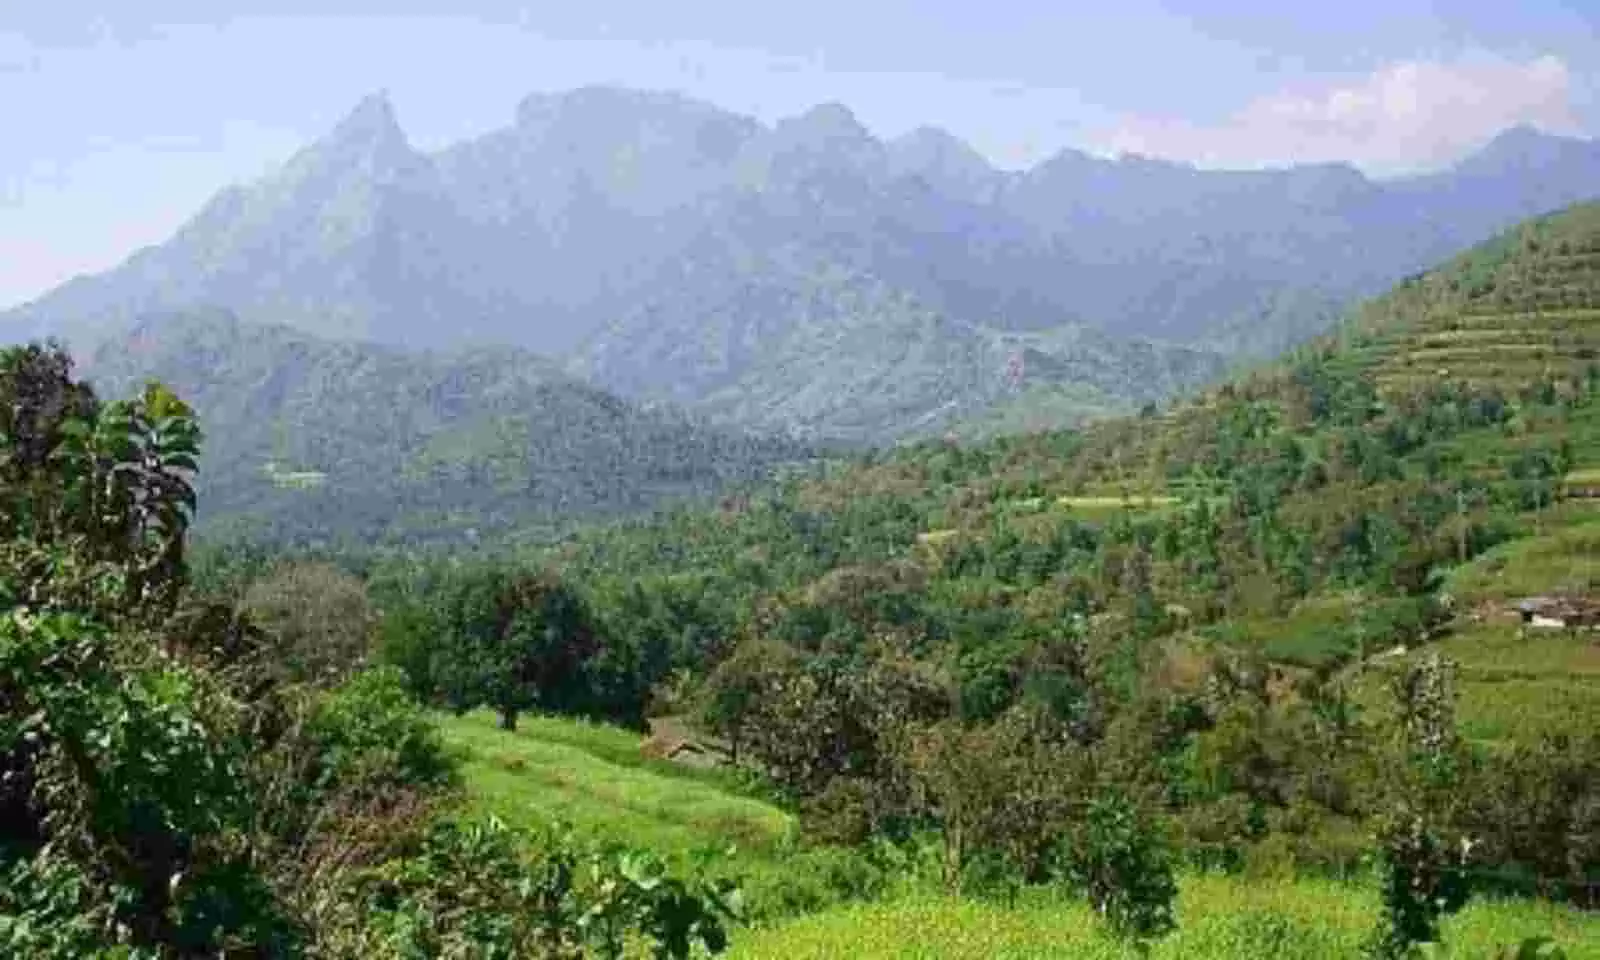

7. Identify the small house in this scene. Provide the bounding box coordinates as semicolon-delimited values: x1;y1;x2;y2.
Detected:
1516;596;1600;630
641;717;734;769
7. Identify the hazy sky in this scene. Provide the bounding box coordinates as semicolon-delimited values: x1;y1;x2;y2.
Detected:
3;1;1598;309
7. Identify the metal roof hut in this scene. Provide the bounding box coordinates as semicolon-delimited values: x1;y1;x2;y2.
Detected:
1517;596;1600;630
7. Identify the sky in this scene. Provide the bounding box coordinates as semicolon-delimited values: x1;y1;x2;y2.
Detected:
3;0;1598;309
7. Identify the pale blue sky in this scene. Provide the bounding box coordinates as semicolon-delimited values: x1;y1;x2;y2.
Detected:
3;1;1598;308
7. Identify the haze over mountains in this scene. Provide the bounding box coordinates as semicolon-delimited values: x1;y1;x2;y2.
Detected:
80;309;808;546
5;85;1599;443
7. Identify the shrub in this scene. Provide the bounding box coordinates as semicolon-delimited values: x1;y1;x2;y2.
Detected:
1059;786;1179;945
0;610;291;954
241;561;376;686
736;844;893;921
1364;810;1473;959
353;816;740;959
304;665;454;799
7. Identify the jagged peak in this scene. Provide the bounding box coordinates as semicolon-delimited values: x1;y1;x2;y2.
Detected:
783;101;872;141
1029;145;1114;178
330;89;406;146
886;126;998;197
271;88;421;185
891;126;990;165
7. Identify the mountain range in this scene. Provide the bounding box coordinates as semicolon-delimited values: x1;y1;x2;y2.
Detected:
5;86;1599;443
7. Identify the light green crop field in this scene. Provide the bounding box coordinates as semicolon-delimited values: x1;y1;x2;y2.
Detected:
439;711;897;922
1352;623;1600;747
1433;624;1600;680
731;875;1600;959
1444;517;1600;604
1052;494;1182;523
1055;495;1181;509
438;710;794;858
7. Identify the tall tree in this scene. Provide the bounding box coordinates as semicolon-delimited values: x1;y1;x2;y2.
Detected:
431;565;604;731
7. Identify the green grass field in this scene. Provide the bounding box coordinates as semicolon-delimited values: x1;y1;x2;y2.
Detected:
1052;493;1183;523
439;710;794;858
441;712;1600;955
1444;517;1600;604
731;876;1600;959
1202;591;1372;668
439;711;902;922
1350;623;1600;747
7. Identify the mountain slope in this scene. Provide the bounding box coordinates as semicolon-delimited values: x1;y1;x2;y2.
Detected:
510;202;1600;943
544;200;1600;758
1339;203;1600;396
569;245;1228;441
6;88;1598;442
81;310;810;546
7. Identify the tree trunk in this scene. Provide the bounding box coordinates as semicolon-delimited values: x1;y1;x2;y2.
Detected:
499;706;518;732
945;823;964;896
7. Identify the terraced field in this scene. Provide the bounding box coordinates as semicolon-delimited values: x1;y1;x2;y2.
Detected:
1352;508;1600;746
1343;207;1600;396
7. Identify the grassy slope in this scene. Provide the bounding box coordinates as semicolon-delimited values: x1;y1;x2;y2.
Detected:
732;876;1600;959
439;712;919;923
438;710;793;858
1353;502;1600;745
439;714;1600;958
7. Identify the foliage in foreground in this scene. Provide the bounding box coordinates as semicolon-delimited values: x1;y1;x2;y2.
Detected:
0;343;739;957
344;816;740;959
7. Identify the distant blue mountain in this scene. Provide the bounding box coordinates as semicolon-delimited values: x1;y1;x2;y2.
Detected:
5;87;1596;440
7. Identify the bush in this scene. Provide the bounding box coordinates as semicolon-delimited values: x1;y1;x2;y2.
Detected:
304;666;455;799
1364;810;1473;959
351;816;739;959
240;561;376;686
1461;733;1600;906
0;610;292;954
1058;786;1179;945
737;844;893;921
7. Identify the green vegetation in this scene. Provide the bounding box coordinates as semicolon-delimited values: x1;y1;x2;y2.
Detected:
1445;516;1600;603
84;310;813;549
0;343;739;957
731;877;1600;959
9;202;1600;956
440;710;793;858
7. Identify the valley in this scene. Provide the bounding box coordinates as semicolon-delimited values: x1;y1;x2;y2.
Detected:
4;54;1600;960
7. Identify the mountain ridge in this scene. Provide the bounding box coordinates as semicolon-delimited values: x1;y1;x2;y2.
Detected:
5;86;1597;441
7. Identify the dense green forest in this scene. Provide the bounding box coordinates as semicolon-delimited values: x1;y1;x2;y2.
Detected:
83;309;815;549
6;203;1600;957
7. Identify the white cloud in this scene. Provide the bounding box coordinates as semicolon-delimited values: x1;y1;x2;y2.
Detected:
1097;54;1584;174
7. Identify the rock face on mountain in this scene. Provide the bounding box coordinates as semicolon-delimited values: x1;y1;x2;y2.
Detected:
5;87;1597;440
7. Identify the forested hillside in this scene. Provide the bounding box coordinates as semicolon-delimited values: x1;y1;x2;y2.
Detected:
6;199;1600;956
80;309;812;547
351;203;1600;952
